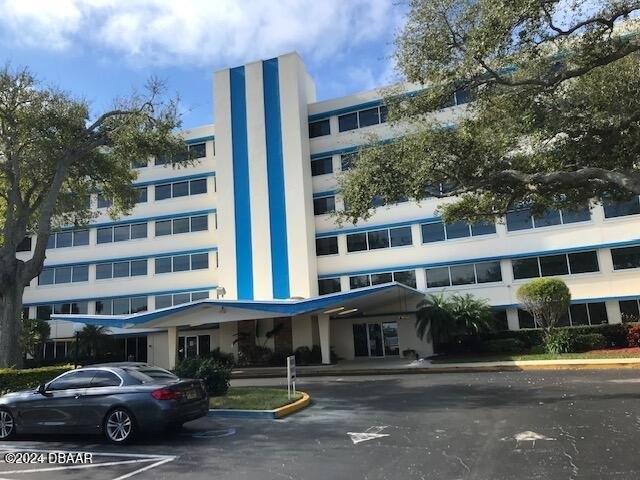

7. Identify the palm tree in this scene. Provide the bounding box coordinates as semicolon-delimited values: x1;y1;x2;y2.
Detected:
415;293;494;348
78;325;109;360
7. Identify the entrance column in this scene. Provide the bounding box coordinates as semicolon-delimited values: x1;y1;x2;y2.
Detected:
167;326;178;370
318;314;331;365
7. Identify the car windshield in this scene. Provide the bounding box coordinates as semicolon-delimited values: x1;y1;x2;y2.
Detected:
123;366;178;383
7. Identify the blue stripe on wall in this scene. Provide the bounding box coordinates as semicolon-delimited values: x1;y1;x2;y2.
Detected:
263;58;291;299
230;66;254;300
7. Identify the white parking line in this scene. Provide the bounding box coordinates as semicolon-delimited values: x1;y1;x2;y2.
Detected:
0;446;176;480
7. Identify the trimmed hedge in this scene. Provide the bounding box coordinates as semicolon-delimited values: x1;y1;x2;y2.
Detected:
480;338;525;354
0;365;72;395
174;357;231;396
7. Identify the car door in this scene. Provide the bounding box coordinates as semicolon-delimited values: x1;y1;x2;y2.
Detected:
18;370;95;434
81;370;124;431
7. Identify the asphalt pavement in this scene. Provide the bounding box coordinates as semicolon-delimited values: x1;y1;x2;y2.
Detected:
2;369;640;479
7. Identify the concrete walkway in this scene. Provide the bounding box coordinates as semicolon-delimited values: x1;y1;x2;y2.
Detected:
231;356;640;378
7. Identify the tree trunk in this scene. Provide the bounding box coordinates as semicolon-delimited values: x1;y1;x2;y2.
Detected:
0;281;24;368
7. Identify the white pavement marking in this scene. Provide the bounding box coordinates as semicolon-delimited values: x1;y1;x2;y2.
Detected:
0;446;176;479
347;426;390;445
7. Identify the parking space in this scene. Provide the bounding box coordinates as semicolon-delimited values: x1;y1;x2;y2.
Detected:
2;369;640;479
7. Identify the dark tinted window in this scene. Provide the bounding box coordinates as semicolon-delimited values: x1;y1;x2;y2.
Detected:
191;291;209;301
311;157;333;176
190;178;207;195
136;187;148;203
73;230;90;246
131;223;147;239
569;304;589;325
130;297;147;313
445;221;470;239
191;215;208;232
539;254;569;276
56;231;72;248
173;217;189;234
72;265;89;282
313;196;335;215
173;255;190;272
96;263;112;279
450;264;475;285
518;309;536;329
319;278;341;295
113;261;130;278
114;225;130;242
562;207;591;223
346;233;367;252
421;222;445;243
48;370;95;391
338;112;358;132
16;237;32;252
390;227;412;247
155;295;172;309
155;220;172;236
316;237;338;256
506;209;533;231
191;253;209;270
130;260;147;276
603;197;640;218
113;298;129;315
426;267;450;287
155;257;172;274
172;181;189;197
620;300;640;321
39;269;54;285
358;107;379;127
189;143;206;159
394;270;417;288
90;371;121;387
611;246;640;270
588;302;608;324
534;210;561;227
367;229;389;249
370;273;392;285
471;222;496;236
95;300;112;315
309;119;330;138
512;257;540;279
349;275;370;289
155;184;171;200
568;251;599;273
475;261;502;283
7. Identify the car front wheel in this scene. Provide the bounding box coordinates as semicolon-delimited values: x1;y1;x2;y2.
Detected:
0;409;15;440
104;408;135;444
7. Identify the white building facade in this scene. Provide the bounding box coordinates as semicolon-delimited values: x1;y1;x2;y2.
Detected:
16;52;640;369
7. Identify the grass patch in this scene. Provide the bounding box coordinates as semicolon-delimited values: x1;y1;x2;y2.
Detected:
432;351;640;363
209;387;302;410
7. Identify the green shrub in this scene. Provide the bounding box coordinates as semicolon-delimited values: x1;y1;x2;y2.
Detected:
202;347;235;366
544;330;574;354
174;357;231;396
0;365;72;395
480;338;525;354
479;329;544;348
402;349;418;359
572;333;607;352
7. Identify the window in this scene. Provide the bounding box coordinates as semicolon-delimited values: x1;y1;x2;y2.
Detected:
349;275;370;289
38;265;88;285
95;297;147;315
389;227;413;247
155;178;208;200
191;253;209;270
46;229;89;249
337;105;387;132
136;187;148;203
367;229;389;249
346;233;367;252
48;371;96;391
371;272;393;285
155;291;210;309
132;159;147;169
421;220;495;243
35;302;87;320
491;310;509;331
603;197;640;218
426;261;502;288
155;257;172;273
620;300;640;322
611;246;640;270
518;309;536;329
311;157;333;176
188;142;206;159
96;263;112;279
319;278;341;295
90;371;121;387
513;251;599;279
316;237;338;256
16;237;32;252
155;253;209;274
97;259;147;279
506;206;591;231
313;196;335;215
97;223;147;244
155;215;208;236
73;230;89;246
309;119;330;138
346;226;413;253
393;270;417;288
341;153;356;171
347;270;417;289
98;194;112;209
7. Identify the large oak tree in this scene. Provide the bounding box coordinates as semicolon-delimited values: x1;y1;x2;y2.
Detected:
0;68;184;367
339;0;640;224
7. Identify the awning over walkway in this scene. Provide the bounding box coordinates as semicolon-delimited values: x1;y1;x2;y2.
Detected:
50;282;424;329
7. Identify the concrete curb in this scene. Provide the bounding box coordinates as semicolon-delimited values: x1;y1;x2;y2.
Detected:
231;359;640;378
208;391;311;419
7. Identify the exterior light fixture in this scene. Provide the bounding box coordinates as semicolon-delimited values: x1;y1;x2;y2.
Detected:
323;306;345;314
338;308;359;316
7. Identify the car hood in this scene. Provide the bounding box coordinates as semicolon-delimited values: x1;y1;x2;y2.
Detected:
0;389;39;401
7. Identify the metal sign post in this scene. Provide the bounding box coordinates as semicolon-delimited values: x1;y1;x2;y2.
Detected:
286;355;296;400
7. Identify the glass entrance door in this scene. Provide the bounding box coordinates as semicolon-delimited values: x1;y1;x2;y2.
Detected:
368;324;384;357
353;321;401;358
382;322;399;356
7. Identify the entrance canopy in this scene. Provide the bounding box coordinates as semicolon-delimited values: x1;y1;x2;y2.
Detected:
51;282;424;329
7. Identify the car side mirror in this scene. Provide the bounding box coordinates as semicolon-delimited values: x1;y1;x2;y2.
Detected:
36;383;47;395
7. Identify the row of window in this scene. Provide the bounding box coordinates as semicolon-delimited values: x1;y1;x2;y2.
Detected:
33;291;211;320
512;251;599;280
148;142;208;167
347;226;413;252
421;220;495;243
97;187;148;209
318;246;640;294
425;261;502;288
154;178;208;200
349;270;417;290
506;206;591;232
96;215;208;244
155;253;209;274
38;253;213;284
518;302;608;328
308;105;388;139
47;230;90;249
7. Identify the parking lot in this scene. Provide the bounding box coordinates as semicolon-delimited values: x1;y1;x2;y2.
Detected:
2;369;640;479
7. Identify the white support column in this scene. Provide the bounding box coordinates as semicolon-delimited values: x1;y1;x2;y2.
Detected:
606;300;622;324
167;326;178;370
506;308;520;331
318;314;331;365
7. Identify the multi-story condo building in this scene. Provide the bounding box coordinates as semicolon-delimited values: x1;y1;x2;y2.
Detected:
17;52;640;369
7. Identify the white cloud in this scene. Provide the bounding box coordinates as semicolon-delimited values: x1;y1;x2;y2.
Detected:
0;0;403;67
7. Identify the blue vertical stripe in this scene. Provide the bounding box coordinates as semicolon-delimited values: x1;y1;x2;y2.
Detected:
230;66;254;300
262;58;290;299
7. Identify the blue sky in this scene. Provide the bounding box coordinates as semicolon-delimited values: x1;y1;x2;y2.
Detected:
0;0;407;129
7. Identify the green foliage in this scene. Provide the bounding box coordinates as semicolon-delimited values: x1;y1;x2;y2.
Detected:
21;318;50;359
480;338;525;354
202;347;235;366
0;365;72;395
416;293;494;345
77;325;110;360
626;324;640;347
174;357;231;397
545;330;608;353
516;278;571;332
544;329;575;354
338;1;640;225
573;333;608;351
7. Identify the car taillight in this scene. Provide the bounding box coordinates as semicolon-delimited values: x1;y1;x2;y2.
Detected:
151;388;179;400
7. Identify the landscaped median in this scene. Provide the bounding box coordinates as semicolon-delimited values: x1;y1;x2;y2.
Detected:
208;387;311;419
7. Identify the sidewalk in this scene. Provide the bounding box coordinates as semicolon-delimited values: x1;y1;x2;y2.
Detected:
231;356;640;379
